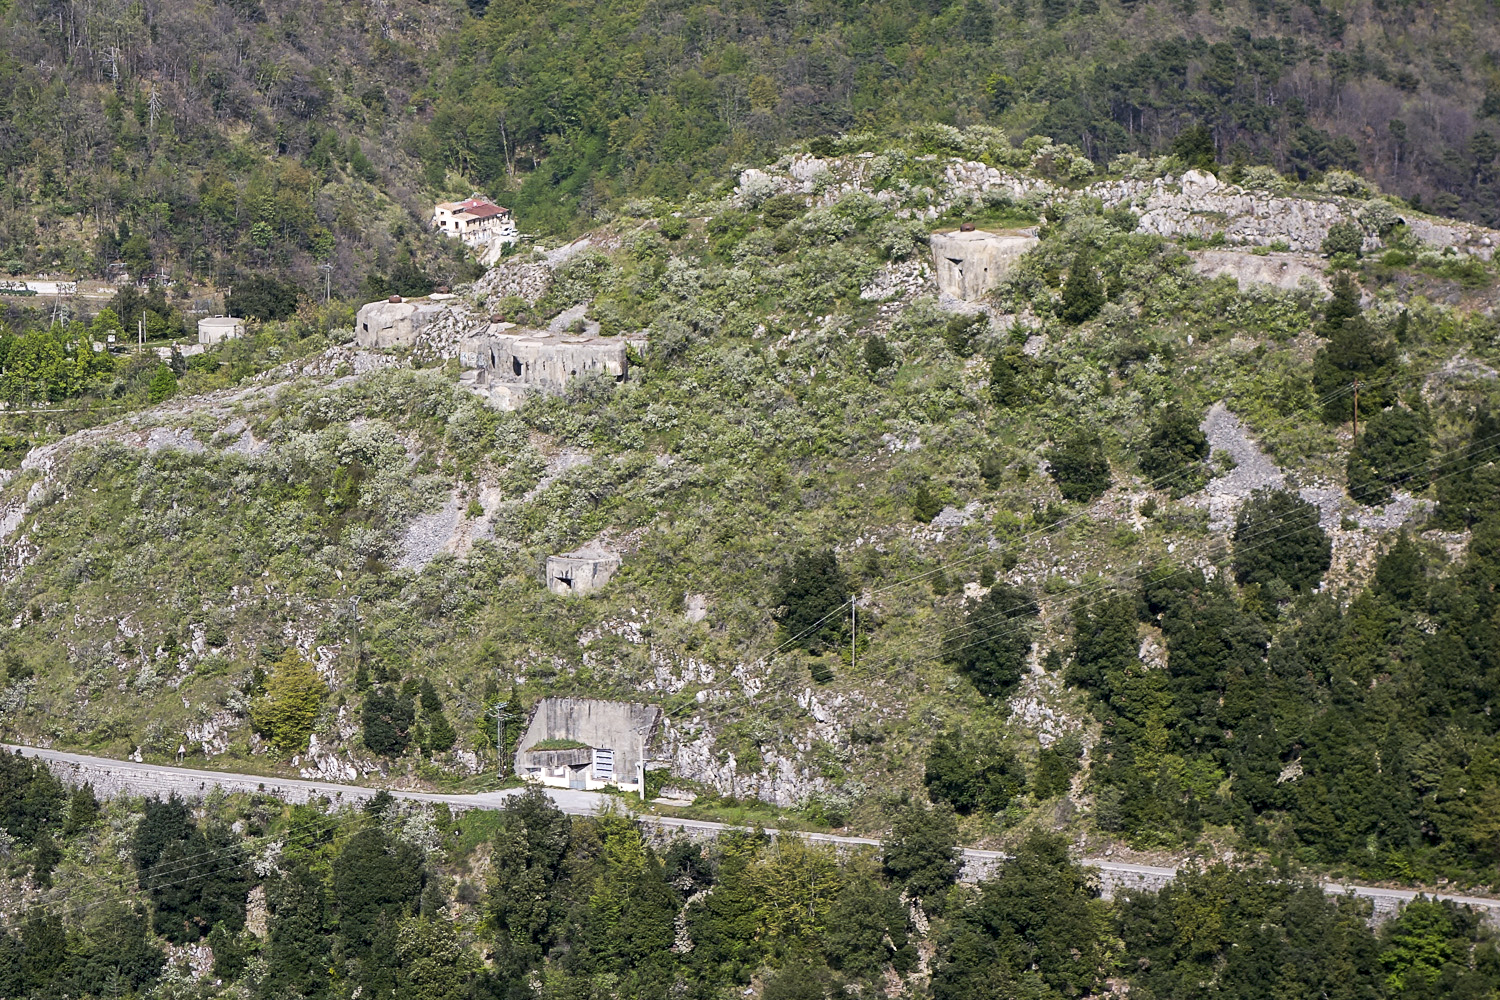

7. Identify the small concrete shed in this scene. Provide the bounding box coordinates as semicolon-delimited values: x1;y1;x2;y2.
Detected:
197;316;245;345
546;549;621;596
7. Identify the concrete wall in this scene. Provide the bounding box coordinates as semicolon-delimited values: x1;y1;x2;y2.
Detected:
514;697;661;790
929;229;1038;301
461;326;628;387
356;299;447;349
546;550;621;595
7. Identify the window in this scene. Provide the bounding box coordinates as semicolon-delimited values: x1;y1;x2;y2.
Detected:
593;747;614;779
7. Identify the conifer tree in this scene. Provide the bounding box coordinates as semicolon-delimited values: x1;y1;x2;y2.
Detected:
1060;251;1104;323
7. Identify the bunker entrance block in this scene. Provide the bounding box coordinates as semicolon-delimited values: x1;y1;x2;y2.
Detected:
929;229;1039;302
546;549;621;596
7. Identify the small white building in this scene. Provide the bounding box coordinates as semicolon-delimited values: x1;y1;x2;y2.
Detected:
432;197;519;248
197;316;245;345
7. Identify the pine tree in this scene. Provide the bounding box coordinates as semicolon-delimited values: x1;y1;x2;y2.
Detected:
1232;488;1331;592
147;363;177;403
1047;431;1112;501
774;549;851;653
943;583;1038;698
863;335;894;373
1059;251;1104;323
911;478;944;522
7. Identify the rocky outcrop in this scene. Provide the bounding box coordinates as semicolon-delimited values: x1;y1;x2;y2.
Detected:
1189;249;1329;294
1090;169;1497;258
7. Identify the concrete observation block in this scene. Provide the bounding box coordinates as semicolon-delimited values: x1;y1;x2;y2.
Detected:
929;228;1039;301
546;548;622;596
355;298;448;348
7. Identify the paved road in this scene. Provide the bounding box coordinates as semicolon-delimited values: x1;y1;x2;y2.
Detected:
10;745;1497;916
0;280;112;298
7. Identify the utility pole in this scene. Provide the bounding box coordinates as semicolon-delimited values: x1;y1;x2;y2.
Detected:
320;263;332;303
850;597;856;671
349;596;361;677
1352;379;1361;438
494;690;518;779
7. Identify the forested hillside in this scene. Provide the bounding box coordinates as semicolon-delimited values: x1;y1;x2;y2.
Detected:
436;0;1500;228
7;0;1500;293
4;137;1500;896
4;766;1500;1000
0;0;474;294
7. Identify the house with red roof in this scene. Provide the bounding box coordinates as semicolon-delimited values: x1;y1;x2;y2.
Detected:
431;196;519;247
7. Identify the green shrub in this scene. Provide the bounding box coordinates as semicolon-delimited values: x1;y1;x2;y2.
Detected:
911;479;943;522
1138;405;1209;495
1321;220;1364;258
1231;488;1330;592
760;194;806;227
1047;431;1112;502
924;727;1027;813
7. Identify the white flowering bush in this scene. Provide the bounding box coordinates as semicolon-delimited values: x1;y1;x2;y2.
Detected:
1240;165;1287;191
1321;169;1373;197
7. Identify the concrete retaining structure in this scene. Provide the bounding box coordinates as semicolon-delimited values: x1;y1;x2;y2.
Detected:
513;698;660;792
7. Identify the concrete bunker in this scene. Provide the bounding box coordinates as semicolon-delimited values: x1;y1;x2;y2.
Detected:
515;697;661;792
929;228;1039;302
546;548;621;596
458;321;631;411
355;298;447;349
